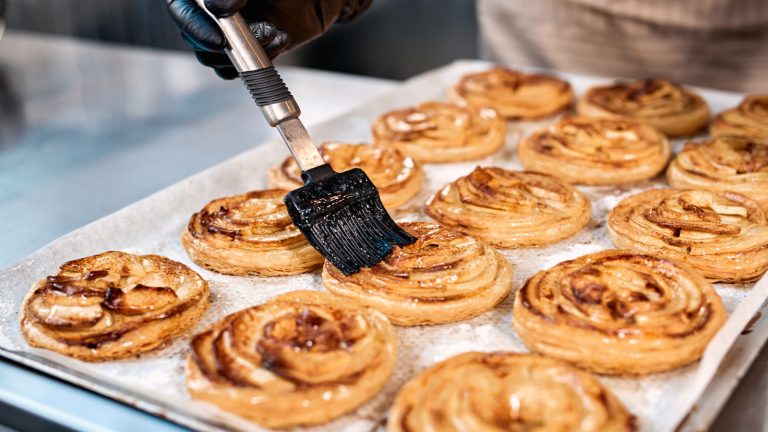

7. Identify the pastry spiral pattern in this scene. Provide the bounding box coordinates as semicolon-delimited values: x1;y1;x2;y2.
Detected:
425;167;591;248
20;251;209;361
268;142;423;208
322;222;514;325
577;79;709;137
512;250;726;375
711;95;768;141
388;352;636;432
666;136;768;209
186;290;396;428
518;116;671;185
371;101;506;163
608;189;768;282
181;189;323;276
449;67;574;120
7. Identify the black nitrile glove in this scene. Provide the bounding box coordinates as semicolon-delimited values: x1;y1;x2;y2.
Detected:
167;0;373;79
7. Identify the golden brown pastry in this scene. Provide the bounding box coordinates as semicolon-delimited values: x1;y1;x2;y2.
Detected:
449;67;574;120
577;78;709;137
322;222;513;325
20;251;209;361
181;189;322;276
425;167;591;248
608;189;768;282
268;142;423;209
186;290;396;428
518;116;671;185
371;101;506;163
666;136;768;208
388;352;636;432
513;250;726;375
711;95;768;140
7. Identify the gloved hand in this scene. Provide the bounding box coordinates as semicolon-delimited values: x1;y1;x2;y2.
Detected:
167;0;373;79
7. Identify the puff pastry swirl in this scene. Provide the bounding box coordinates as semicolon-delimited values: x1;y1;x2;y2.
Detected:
711;95;768;141
322;222;514;325
186;290;396;428
268;142;423;208
181;189;323;276
372;101;506;163
512;250;726;375
20;251;209;361
666;136;768;209
449;67;574;120
577;79;709;137
518;116;671;185
388;352;636;432
608;189;768;282
425;167;591;248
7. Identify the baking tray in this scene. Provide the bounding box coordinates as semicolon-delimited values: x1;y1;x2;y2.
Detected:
1;60;766;432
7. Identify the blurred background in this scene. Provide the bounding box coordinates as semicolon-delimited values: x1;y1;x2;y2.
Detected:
6;0;479;79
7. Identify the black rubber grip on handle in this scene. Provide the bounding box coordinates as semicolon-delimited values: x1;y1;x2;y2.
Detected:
240;66;292;106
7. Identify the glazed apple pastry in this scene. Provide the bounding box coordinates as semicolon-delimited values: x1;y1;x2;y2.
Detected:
518;116;671;185
322;222;513;325
608;189;768;282
425;167;591;248
186;290;396;428
181;189;323;276
512;250;726;375
449;67;574;120
371;101;506;163
577;78;709;137
388;352;636;432
666;136;768;208
268;142;423;208
711;94;768;141
20;251;209;361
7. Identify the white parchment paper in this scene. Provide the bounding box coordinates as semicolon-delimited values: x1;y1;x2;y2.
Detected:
1;60;766;432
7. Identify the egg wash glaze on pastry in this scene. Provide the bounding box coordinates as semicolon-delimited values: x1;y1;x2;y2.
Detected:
388;352;636;432
323;222;514;325
666;135;768;208
450;67;574;120
268;141;423;209
518;115;671;185
608;189;768;282
181;189;323;276
711;94;768;141
185;290;396;428
577;78;709;137
372;101;506;163
425;167;591;248
20;251;209;361
512;249;726;375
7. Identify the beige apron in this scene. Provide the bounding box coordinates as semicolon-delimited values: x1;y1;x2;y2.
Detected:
478;0;768;92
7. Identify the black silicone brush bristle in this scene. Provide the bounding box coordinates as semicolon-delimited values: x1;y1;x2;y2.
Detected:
284;165;416;275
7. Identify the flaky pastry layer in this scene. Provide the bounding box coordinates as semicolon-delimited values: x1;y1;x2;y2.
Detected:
21;251;209;361
512;250;726;375
425;167;591;248
388;351;636;432
186;290;396;428
323;222;514;325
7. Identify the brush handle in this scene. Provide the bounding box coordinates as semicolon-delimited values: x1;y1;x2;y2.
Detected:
196;2;325;169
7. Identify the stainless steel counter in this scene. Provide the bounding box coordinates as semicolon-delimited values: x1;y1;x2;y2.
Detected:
0;31;765;432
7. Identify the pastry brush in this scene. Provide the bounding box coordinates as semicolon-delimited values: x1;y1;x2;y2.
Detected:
196;4;416;275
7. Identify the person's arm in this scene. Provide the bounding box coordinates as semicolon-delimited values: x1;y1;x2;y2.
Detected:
167;0;373;79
